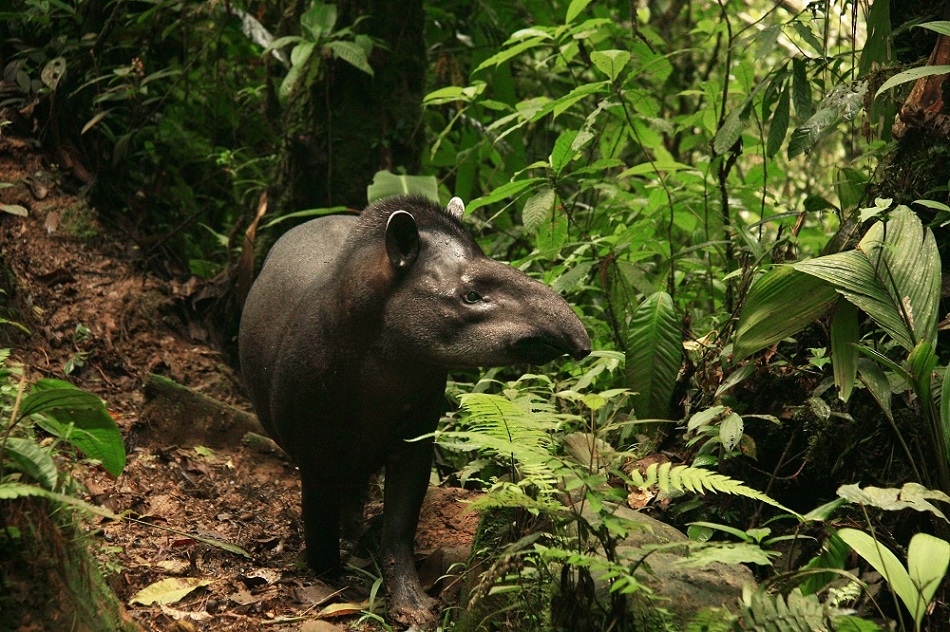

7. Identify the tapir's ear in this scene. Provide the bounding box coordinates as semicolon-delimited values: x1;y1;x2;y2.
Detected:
385;210;419;270
446;196;465;220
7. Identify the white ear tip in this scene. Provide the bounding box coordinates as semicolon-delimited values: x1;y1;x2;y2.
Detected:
446;197;465;218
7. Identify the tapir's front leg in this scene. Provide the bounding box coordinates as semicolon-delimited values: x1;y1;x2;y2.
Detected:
382;432;438;625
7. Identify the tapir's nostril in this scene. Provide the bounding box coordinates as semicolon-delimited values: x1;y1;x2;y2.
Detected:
572;346;592;361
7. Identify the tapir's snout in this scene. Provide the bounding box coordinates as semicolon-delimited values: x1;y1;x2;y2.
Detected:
512;317;591;365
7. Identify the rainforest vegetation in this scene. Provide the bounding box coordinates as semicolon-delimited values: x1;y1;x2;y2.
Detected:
3;0;950;630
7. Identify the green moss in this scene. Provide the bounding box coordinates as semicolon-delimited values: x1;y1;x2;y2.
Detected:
60;200;100;241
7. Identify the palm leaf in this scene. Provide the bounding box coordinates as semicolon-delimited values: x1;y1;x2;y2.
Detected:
793;206;939;352
733;266;840;360
625;291;682;419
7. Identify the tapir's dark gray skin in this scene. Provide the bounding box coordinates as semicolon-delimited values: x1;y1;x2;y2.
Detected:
239;195;590;625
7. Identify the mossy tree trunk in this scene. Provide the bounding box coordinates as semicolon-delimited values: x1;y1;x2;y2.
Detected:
269;0;427;218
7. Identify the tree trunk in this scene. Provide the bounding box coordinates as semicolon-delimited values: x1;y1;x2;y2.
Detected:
269;0;427;217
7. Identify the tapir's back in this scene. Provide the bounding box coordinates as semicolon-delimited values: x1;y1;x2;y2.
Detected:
238;214;357;436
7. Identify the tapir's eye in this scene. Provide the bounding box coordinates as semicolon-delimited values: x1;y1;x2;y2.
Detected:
462;290;483;304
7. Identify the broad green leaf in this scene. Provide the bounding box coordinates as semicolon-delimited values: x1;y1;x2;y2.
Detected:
129;577;213;606
857;358;893;421
366;170;438;203
733;266;840;360
908;341;938;410
836;167;869;216
300;2;337;41
29;380;125;477
916;21;950;37
907;533;950;625
831;301;859;402
625;292;682;420
720;413;744;452
793;206;940;352
687;405;726;433
326;40;374;77
466;178;543;214
522;187;555;233
2;437;58;489
423;83;485;105
565;0;593;23
837;482;950;522
838;528;917;622
41;56;66;90
536;210;567;259
713;104;746;155
766;85;789;158
550;130;577;175
618;160;695;178
589;50;630;82
792;57;813;119
875;65;950;98
18;387;105;420
474;37;546;73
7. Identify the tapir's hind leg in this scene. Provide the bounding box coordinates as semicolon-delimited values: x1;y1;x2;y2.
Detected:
381;434;438;625
300;470;342;575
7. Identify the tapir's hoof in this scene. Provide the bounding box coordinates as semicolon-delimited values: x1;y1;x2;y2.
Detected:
389;589;438;628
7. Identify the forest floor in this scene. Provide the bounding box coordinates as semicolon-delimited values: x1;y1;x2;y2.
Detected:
0;135;479;631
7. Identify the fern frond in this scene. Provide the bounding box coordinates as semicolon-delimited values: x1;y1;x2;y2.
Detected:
630;462;801;519
738;588;830;632
458;393;557;449
469;484;566;515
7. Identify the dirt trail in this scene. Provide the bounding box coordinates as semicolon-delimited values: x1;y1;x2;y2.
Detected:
0;136;477;631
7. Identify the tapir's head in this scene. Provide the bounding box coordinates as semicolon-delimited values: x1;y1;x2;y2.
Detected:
366;195;590;369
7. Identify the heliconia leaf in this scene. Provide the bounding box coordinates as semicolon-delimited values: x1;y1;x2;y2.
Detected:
733;266;840;360
625;291;682;420
831;300;859;402
793;206;940;352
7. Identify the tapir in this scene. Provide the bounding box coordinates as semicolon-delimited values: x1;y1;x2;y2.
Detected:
238;195;590;625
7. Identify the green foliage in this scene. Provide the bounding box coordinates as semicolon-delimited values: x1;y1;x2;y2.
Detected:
838;529;949;632
624;291;681;421
0;355;126;490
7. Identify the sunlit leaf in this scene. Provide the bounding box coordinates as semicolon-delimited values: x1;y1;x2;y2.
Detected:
129;577;213;606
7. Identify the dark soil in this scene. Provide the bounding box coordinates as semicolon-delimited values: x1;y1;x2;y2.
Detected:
0;135;478;631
